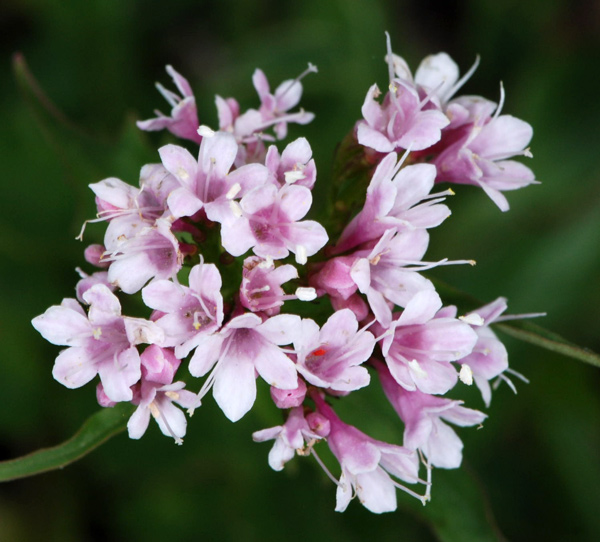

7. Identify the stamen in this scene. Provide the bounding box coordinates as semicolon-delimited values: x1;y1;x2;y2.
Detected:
198;125;215;137
310;448;340;487
506;367;530;384
226;182;242;200
391;479;430;505
284;170;305;184
150;400;184;445
494;311;546;322
459;363;474;385
258;256;274;269
155;82;179;107
295;287;317;301
445;55;481;102
391;143;414;177
229;200;243;218
295;245;307;265
277;63;318;101
459;313;485;326
492;81;505;121
408;359;428;379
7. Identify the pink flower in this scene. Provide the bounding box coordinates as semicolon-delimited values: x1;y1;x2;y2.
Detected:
159;131;268;220
102;218;183;294
334;153;450;254
349;229;437;327
137;65;202;144
312;391;422;513
434;100;536;211
265;137;317;190
239;256;314;316
294;309;375;392
252;406;329;471
31;284;164;402
213;183;328;263
126;345;197;444
375;360;486;468
380;290;478;395
189;313;300;422
141;261;224;357
251;66;316;140
457;298;511;406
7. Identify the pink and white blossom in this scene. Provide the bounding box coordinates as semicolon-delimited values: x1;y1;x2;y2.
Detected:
32;284;163;402
294;309;375;392
252;406;329;471
141;261;224;357
375;360;486;468
137;65;202;144
379;290;478;395
312;391;422;513
189;313;300;422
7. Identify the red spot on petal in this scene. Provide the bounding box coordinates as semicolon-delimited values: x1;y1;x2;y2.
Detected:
310;347;327;357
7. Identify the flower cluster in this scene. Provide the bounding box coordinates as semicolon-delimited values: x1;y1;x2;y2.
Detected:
32;35;536;513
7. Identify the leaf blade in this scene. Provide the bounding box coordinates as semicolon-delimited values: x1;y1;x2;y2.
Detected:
0;403;133;482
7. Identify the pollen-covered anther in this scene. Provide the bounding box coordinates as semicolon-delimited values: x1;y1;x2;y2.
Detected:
165;390;180;401
92;327;102;340
459;313;485;326
226;182;242;199
284;170;305;184
229;200;243;218
197;125;215;137
149;402;161;419
295;245;308;265
295;287;317;301
459;363;474;385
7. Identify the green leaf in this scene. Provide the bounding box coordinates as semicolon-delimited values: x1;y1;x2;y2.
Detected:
431;278;600;370
0;403;133;482
402;466;506;542
493;319;600;369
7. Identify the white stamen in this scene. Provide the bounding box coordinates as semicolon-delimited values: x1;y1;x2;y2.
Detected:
310;448;340;487
284;170;305;184
226;182;242;200
446;54;481;102
492;81;505;120
257;256;274;269
408;359;428;379
459;313;485;326
295;287;317;301
229;200;243;218
459;364;474;385
295;245;307;265
197;125;215;137
92;327;102;340
155;83;178;107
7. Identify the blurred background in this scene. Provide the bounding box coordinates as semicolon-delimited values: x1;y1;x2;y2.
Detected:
1;0;599;540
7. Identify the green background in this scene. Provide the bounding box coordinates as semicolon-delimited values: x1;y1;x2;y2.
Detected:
1;0;599;540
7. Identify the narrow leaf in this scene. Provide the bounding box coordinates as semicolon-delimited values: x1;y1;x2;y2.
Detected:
431;278;600;369
0;403;133;482
494;320;600;369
